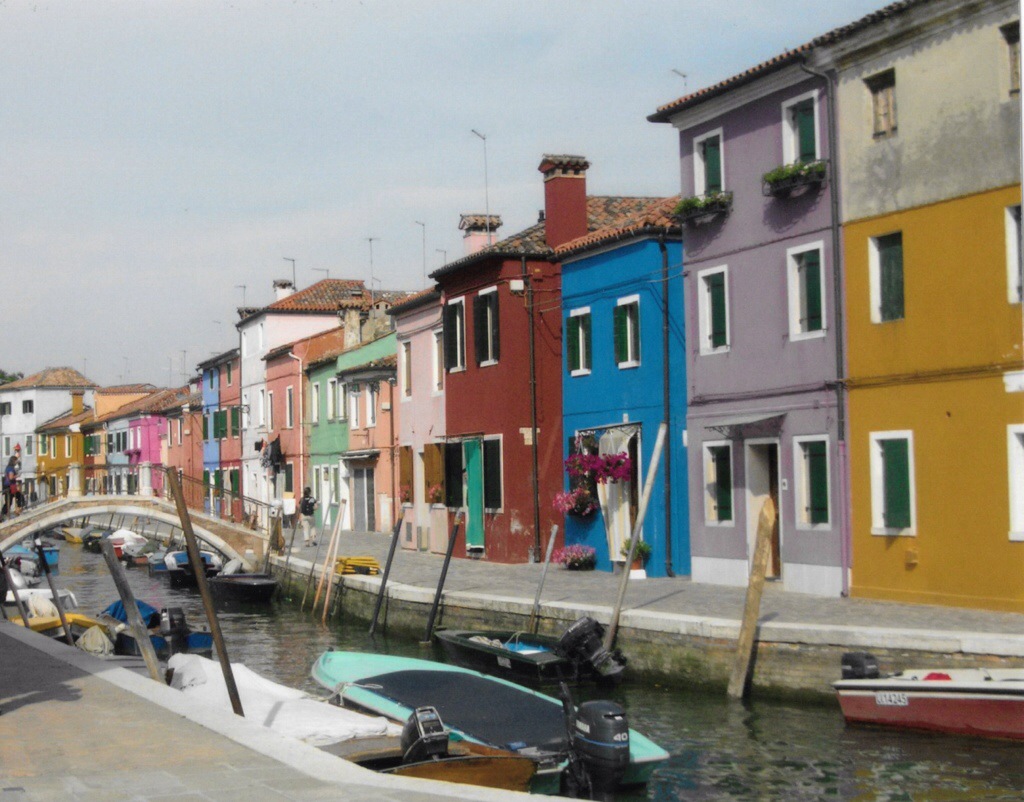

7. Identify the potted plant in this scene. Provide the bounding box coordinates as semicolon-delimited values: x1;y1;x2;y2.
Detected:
673;190;734;224
762;159;827;197
552;487;598;517
400;485;412;504
553;544;597;571
620;537;652;569
427;483;444;505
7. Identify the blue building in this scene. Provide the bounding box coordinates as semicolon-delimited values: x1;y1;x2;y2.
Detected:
197;348;236;514
556;197;688;577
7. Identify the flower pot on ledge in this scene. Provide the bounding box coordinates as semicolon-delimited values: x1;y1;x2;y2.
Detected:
762;161;827;198
674;191;733;225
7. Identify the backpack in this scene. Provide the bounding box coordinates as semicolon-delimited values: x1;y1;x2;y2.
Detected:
300;496;316;516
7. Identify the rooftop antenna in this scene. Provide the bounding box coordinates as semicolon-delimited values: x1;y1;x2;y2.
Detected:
671;69;688;92
312;267;330;281
235;284;247;307
415;221;427;287
436;248;447;267
366;237;378;305
284;257;296;289
180;350;187;384
470;129;492;245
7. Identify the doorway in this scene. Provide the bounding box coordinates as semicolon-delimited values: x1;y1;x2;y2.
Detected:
352;466;376;532
744;439;780;578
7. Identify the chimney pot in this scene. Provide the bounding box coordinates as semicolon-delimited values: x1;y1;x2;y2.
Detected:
538;154;589;249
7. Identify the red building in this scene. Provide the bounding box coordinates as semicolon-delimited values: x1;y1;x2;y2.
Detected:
430;154;658;563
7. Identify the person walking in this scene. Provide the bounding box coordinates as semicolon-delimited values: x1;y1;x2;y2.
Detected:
299;487;318;546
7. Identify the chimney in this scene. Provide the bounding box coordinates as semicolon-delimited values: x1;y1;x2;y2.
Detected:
342;307;363;349
71;390;84;415
273;279;295;301
538;154;589;248
459;214;502;256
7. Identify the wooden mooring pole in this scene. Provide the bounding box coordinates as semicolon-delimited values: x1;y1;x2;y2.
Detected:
166;469;244;717
100;540;162;682
0;552;34;632
528;525;559;635
369;513;406;636
33;537;75;646
422;511;463;644
727;497;777;700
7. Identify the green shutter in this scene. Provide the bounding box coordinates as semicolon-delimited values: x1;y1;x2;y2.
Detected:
708;273;727;348
214;470;223;491
489;293;499;362
566;316;581;372
881;438;911;529
231;406;240;436
473;294;487;365
802;250;823;332
794;100;816;163
703;136;722;194
628;303;640;362
582;314;592;370
807;441;829;524
203;414;209;441
713;446;733;521
878;233;904;321
230;469;239;496
203;469;210;489
483;439;502;509
613;305;627;364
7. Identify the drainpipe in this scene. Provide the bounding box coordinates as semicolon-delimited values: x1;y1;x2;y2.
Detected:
286;352;304;496
800;59;849;595
658;234;674;577
524;256;541;560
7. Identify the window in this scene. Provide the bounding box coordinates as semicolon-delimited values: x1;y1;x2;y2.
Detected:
258;389;266;426
787;242;825;338
214;410;228;440
782;92;818;164
402;341;412;397
613;296;641;368
284;462;293;494
693;128;723;195
566;308;592;375
231;406;240;438
698;266;730;354
870;431;915;535
22;399;33;414
473;288;500;365
327;378;337;419
65;435;71;458
331;465;340;505
208;371;215;389
483;438;502;510
257;323;264;351
241;330;248;358
866;69;896;138
399;446;413;504
349;384;361;428
176;420;182;446
1009;425;1024;541
366;384;377;428
286;386;294;428
444;441;464;507
51;436;56;456
703;441;733;524
25;435;33;456
0;402;10;415
443;298;466;371
3;436;9;456
794;437;830;527
433;329;444;392
1007;205;1022;304
203;414;209;441
424;442;445;503
311;383;321;424
267;391;274;430
226;363;233;385
869;232;904;322
1003;22;1020;96
40;435;48;455
241;392;249;429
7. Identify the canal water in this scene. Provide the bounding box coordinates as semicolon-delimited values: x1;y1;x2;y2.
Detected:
49;539;1024;801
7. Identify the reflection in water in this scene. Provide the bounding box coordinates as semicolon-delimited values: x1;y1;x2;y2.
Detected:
54;543;1024;801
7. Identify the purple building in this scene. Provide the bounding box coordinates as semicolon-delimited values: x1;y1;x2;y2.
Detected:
651;64;846;596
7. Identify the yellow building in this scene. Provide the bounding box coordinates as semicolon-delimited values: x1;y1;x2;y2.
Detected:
36;391;90;496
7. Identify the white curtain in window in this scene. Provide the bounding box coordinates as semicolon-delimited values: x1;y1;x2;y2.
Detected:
597;428;634;561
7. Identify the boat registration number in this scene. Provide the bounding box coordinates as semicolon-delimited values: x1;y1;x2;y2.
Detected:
874;691;909;707
497;656;511;669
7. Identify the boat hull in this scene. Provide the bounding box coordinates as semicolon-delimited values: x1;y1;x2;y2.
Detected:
207;574;278;604
434;629;574;684
834;670;1024;741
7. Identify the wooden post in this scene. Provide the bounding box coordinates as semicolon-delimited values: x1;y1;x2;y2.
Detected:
604;423;667;652
100;540;162;682
319;514;347;625
301;502;344;611
369;512;406;636
33;538;75;646
1;552;34;632
165;469;244;717
312;501;346;617
528;525;559;635
727;496;777;700
421;511;462;643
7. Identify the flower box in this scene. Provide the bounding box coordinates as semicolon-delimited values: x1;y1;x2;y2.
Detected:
762;160;827;197
674;191;733;224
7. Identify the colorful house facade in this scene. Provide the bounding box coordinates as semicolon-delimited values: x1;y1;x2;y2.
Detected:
832;0;1022;611
555;198;687;577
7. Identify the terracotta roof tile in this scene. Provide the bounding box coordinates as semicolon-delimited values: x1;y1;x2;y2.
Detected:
266;326;349;364
37;406;95;432
555;196;682;258
1;367;96;390
649;0;928;122
96;384;157;395
266;279;368;313
459;214;503;232
388;287;441;316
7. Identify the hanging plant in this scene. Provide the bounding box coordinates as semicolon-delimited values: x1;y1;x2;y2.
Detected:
553;487;598;517
565;452;632;484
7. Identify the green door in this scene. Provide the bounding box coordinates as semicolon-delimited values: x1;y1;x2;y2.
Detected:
463;439;484;550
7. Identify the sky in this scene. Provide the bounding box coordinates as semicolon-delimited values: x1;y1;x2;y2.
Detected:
1;0;886;388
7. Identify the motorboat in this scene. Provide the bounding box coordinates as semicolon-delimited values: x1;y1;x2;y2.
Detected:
834;652;1024;740
99;600;214;658
8;539;59;569
168;653;537;793
160;550;223;588
312;650;668;796
434;616;627;685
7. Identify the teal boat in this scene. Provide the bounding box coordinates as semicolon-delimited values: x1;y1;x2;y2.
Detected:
311;650;668;795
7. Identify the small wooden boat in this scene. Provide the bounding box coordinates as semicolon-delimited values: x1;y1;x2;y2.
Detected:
207;573;278;604
435;617;627;685
8;540;59;569
169;654;536;793
10;611;110;643
312;650;668;796
834;652;1024;740
100;600;213;659
160;550;223;588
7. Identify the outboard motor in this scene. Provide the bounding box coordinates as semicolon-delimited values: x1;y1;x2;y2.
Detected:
159;607;189;656
559;681;630;801
555;617;627;683
400;706;449;763
841;652;880;680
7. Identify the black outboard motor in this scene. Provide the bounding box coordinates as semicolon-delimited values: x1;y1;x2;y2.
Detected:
400;706;449;763
841;652;880;680
555;617;627;683
159;607;189;656
559;684;630;801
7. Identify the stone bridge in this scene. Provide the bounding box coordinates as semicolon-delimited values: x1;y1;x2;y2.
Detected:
0;496;272;569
